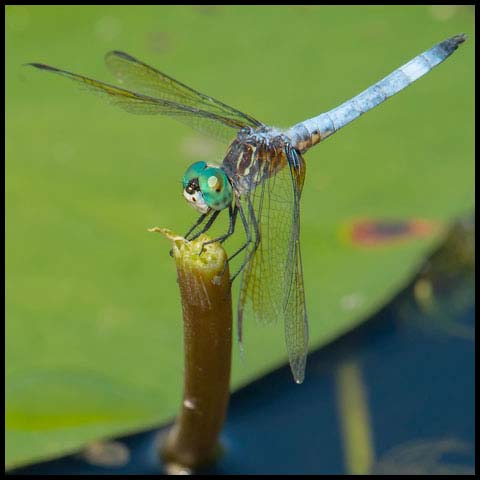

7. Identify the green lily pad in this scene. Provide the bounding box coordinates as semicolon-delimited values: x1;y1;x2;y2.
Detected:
6;5;474;469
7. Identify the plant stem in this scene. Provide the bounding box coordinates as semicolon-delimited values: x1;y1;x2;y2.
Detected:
149;228;232;474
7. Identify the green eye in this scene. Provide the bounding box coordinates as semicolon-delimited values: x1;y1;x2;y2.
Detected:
182;161;207;188
198;167;232;211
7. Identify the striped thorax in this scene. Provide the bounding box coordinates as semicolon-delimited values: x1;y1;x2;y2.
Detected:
222;126;291;195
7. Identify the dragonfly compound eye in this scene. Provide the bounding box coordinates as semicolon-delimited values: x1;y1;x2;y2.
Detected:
182;161;208;189
182;161;211;213
185;178;199;195
198;167;232;211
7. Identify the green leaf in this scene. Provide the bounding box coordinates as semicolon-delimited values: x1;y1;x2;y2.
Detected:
6;5;474;469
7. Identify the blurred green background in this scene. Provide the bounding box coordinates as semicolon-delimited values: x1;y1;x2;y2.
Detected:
5;5;474;469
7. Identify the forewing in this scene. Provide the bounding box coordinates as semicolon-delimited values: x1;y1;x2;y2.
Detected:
27;61;259;142
237;146;308;383
105;51;263;130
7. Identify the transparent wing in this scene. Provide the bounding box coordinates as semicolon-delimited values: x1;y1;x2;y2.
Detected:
237;146;309;383
28;60;262;142
283;148;309;383
105;51;263;131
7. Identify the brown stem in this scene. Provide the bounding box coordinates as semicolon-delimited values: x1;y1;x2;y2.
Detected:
149;228;232;474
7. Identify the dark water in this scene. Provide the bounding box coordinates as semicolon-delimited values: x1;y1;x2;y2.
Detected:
10;220;474;475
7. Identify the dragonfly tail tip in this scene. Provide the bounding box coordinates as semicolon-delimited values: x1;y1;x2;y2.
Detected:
447;33;467;48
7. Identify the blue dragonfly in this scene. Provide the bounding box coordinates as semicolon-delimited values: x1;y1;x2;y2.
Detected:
28;34;466;383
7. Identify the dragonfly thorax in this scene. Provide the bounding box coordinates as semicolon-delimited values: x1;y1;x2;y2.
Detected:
222;127;290;195
182;161;232;213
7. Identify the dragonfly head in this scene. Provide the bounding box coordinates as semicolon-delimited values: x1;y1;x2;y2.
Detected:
182;161;232;214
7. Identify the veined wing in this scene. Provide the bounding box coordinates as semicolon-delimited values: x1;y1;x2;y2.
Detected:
27;60;262;142
105;51;263;132
283;147;308;384
237;145;309;383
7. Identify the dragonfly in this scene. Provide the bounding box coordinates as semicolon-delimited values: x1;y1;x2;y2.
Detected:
28;34;466;383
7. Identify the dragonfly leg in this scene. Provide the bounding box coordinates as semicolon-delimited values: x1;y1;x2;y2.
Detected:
200;205;238;250
189;209;221;241
197;204;238;276
168;212;206;257
229;197;260;284
227;240;249;263
226;204;250;267
245;195;261;256
184;212;209;241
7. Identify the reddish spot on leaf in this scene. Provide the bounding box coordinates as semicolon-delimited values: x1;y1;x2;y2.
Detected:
347;219;440;247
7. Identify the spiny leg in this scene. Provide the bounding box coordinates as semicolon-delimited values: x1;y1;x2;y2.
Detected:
169;212;209;257
199;205;240;261
230;197;260;284
212;200;252;285
189;209;221;241
184;211;209;240
227;202;251;267
245;195;261;262
201;204;238;247
196;204;238;277
176;211;220;258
